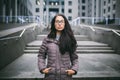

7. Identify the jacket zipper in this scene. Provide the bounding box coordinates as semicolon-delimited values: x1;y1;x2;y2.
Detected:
56;43;61;79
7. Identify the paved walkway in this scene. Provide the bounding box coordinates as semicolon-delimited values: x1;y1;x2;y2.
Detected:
0;53;120;79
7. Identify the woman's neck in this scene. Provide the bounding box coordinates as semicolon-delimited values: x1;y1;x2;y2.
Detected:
56;31;61;35
56;31;61;40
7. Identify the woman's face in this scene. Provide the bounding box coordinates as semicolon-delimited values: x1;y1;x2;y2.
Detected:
55;16;65;32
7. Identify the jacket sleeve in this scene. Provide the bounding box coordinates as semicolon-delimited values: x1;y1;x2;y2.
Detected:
38;38;47;73
70;51;79;74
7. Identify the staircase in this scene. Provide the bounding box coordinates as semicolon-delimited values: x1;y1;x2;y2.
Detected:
0;34;120;80
24;35;115;54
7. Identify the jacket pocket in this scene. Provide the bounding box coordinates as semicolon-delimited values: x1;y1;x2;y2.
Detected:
47;67;55;74
61;67;67;75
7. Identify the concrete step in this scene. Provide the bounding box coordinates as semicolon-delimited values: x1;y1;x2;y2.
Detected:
77;41;109;47
26;41;42;47
36;35;47;41
75;35;90;41
77;53;116;54
26;47;40;50
25;40;115;54
36;35;90;41
77;46;112;50
77;45;108;47
25;46;111;50
0;54;120;80
76;50;115;53
24;50;39;53
24;49;115;54
26;41;109;47
26;46;112;50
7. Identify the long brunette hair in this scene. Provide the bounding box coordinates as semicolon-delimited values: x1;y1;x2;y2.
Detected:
48;14;77;54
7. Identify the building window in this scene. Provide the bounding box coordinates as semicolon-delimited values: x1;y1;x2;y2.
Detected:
94;5;96;9
81;19;85;23
95;0;96;2
94;12;96;16
82;6;85;10
78;6;80;10
108;0;111;3
82;12;85;16
108;15;110;19
82;0;85;3
61;1;64;5
68;16;72;21
50;2;54;5
113;14;115;19
113;4;116;10
68;1;72;6
62;9;64;13
78;12;80;16
108;7;110;12
78;0;80;3
104;9;106;13
68;9;72;13
36;8;40;12
108;15;110;20
104;1;106;5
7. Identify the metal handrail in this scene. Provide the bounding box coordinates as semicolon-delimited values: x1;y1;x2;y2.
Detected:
0;29;26;41
92;26;120;36
79;24;120;37
89;26;95;31
0;24;37;41
112;30;120;36
19;29;26;37
80;24;95;31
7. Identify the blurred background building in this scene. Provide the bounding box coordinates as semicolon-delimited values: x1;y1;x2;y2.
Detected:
0;0;33;23
0;0;119;25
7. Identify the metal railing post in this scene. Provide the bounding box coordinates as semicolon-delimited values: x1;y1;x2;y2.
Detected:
105;18;108;25
6;16;8;24
92;17;94;25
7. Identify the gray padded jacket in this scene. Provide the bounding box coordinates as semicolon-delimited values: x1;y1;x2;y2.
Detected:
38;37;79;80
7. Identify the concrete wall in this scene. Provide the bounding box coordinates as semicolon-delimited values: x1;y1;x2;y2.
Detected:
0;24;41;70
73;25;120;54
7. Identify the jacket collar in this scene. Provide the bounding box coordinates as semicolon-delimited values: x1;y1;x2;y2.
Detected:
46;37;59;44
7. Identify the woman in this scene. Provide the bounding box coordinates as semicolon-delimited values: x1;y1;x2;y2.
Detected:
38;14;79;80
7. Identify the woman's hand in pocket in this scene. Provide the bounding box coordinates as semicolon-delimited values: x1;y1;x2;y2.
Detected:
42;67;51;74
65;69;75;75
